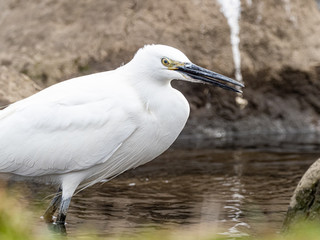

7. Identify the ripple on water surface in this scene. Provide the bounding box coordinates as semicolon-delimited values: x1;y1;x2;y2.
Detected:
2;144;319;237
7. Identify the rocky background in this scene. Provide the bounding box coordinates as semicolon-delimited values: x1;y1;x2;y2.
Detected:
1;0;320;138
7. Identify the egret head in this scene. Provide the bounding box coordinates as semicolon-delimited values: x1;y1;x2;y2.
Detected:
129;44;244;93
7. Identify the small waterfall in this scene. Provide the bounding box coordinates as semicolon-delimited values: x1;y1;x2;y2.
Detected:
217;0;242;83
217;0;247;108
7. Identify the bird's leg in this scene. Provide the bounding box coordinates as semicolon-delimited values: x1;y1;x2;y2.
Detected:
54;178;80;225
55;197;72;224
43;187;62;223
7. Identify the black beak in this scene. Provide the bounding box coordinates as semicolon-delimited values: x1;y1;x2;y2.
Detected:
176;63;244;93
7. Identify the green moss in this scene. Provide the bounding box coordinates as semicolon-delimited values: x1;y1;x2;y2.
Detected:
283;180;320;231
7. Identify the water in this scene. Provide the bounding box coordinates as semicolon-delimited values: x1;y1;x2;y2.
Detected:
216;0;248;108
217;0;242;83
2;134;319;237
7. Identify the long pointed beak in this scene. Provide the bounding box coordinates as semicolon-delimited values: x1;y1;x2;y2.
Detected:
176;63;244;93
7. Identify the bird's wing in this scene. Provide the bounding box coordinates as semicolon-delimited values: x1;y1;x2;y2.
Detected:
0;84;139;177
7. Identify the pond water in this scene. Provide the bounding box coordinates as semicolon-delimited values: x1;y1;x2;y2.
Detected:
2;134;320;238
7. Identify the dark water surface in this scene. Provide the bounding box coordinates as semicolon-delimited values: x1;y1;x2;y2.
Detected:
2;134;320;237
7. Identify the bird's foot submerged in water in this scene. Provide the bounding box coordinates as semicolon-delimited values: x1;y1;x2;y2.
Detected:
48;197;72;235
47;221;67;235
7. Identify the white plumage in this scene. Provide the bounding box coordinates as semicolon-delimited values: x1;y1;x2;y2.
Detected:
0;44;243;224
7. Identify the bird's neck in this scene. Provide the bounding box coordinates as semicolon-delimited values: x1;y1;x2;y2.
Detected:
116;64;190;144
122;64;188;111
118;63;170;103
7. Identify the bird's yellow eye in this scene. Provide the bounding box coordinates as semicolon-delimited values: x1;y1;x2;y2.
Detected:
161;58;170;67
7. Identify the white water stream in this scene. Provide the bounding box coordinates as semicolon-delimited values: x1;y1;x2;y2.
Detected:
217;0;242;83
217;0;247;109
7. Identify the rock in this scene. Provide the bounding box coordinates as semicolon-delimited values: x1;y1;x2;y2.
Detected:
283;158;320;231
0;66;41;106
0;0;320;136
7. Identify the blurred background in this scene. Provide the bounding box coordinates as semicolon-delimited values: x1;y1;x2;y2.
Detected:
1;0;320;139
1;0;320;238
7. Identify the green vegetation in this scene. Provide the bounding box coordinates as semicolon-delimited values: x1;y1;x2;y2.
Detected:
0;189;46;240
1;188;320;240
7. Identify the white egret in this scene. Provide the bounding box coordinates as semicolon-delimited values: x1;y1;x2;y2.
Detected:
0;45;243;224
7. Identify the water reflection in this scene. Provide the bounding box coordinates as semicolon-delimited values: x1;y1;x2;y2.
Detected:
1;138;319;237
220;151;250;237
